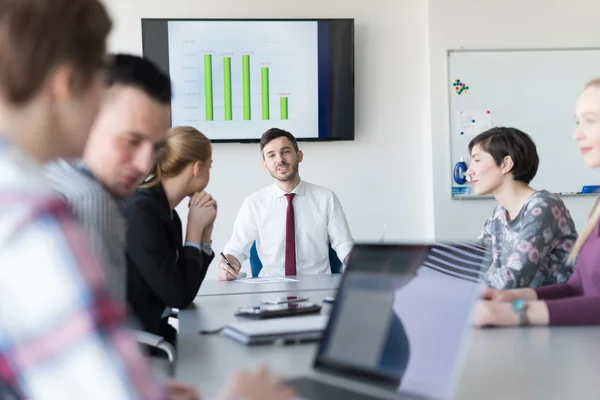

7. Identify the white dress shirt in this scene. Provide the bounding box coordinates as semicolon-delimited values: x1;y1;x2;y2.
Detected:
223;180;354;276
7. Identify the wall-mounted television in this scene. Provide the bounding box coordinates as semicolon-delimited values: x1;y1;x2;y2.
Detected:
141;18;354;142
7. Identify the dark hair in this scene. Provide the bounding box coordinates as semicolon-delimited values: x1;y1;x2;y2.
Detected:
104;54;172;104
0;0;111;105
468;127;539;184
260;128;299;155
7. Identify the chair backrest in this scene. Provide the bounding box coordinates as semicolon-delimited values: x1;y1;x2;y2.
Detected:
249;241;342;277
249;241;263;278
329;245;343;274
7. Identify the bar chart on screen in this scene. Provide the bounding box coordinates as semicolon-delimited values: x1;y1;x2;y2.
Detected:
168;21;319;141
200;52;291;122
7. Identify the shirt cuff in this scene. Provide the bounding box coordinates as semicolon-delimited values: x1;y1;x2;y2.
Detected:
184;241;200;250
334;241;354;264
222;246;245;265
185;241;213;256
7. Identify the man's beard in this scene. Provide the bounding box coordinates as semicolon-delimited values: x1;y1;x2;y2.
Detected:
269;162;298;182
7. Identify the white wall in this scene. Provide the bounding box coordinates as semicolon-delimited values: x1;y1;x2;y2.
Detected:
429;0;600;241
102;0;433;279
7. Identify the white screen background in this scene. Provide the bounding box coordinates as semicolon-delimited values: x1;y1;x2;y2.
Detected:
167;21;320;140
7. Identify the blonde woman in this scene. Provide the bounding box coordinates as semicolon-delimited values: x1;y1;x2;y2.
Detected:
472;79;600;327
124;126;216;346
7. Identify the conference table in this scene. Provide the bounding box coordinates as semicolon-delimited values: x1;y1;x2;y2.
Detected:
177;275;600;400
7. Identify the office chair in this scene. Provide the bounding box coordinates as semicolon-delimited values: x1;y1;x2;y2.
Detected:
249;241;342;277
130;310;180;378
134;330;177;377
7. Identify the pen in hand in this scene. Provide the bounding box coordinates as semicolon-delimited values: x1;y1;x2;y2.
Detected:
220;252;246;279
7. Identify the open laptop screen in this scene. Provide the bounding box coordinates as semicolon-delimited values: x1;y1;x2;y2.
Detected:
315;243;490;400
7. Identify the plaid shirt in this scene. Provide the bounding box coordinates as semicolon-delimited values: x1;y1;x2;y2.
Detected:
0;138;163;399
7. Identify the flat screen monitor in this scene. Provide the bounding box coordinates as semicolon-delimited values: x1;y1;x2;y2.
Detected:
141;18;354;142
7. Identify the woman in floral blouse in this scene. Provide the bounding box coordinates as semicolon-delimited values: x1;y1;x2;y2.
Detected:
467;127;578;289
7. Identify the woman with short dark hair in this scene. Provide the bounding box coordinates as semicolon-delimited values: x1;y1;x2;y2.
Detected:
473;79;600;327
467;127;578;289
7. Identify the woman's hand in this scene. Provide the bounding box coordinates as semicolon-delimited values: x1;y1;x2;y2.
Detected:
189;191;215;209
186;192;217;244
472;300;520;327
472;299;550;327
481;287;538;302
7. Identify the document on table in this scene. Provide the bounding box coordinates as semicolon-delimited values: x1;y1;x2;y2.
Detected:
234;277;299;284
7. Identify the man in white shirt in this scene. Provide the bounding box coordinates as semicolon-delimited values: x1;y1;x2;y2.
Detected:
219;128;354;279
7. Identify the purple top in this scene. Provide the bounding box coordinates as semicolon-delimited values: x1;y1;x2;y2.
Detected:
535;223;600;325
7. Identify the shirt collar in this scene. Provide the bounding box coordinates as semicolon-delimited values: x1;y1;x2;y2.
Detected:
72;158;96;181
273;180;305;198
148;181;171;211
71;158;125;207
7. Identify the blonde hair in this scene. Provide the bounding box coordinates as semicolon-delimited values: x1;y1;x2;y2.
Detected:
568;78;600;261
143;126;212;187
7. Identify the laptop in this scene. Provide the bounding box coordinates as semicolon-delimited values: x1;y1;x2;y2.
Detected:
286;242;490;400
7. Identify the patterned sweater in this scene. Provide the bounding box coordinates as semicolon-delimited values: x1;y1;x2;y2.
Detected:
477;190;578;289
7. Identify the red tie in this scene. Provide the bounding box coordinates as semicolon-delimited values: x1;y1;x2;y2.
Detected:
285;193;296;276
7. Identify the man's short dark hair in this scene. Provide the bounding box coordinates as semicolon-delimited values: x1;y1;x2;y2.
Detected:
468;127;539;184
104;54;171;104
260;128;299;154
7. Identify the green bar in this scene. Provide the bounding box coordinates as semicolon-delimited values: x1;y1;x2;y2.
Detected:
204;54;213;121
280;97;288;120
261;67;269;120
242;55;251;120
223;57;232;120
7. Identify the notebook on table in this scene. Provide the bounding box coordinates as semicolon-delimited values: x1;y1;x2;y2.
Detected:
222;314;328;345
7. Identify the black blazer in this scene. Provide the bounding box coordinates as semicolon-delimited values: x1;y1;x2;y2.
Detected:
124;183;212;343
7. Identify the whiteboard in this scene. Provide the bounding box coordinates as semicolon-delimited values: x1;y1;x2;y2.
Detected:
448;48;600;198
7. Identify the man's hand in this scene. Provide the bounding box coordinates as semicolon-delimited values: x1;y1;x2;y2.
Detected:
164;380;199;400
218;254;241;280
215;365;295;400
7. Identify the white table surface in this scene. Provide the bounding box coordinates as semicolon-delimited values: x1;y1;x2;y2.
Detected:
179;275;600;399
